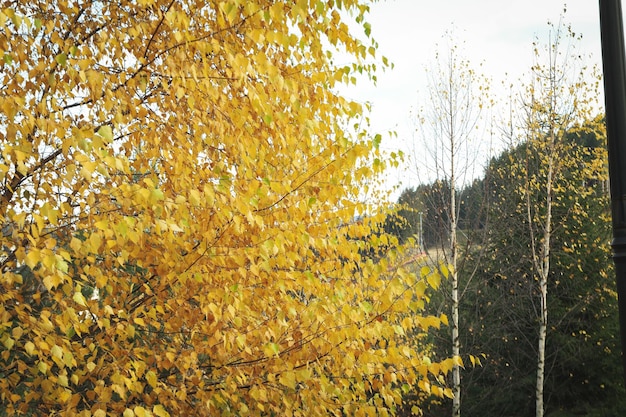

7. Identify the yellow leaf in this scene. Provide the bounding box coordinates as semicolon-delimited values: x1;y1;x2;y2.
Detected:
126;324;136;339
427;271;441;289
73;291;87;307
38;361;48;374
153;405;170;417
58;373;69;387
150;188;164;203
58;388;72;403
25;250;40;269
453;355;464;368
55;53;67;66
70;237;82;252
439;264;449;279
134;406;148;417
3;337;14;350
279;371;297;390
415;281;426;297
189;189;201;206
146;370;157;389
89;233;102;252
56;256;69;273
42;253;55;269
51;345;63;359
43;274;63;291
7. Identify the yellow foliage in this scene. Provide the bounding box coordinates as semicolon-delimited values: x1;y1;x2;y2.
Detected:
0;1;452;415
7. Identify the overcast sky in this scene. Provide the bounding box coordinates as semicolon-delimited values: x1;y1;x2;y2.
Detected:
343;0;607;195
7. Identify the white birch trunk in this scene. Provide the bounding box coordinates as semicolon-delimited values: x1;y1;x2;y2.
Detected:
450;113;461;417
532;135;554;417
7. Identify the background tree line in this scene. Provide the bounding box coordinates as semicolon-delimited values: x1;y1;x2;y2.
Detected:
386;116;624;417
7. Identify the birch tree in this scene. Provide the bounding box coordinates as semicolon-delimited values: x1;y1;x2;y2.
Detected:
0;1;453;415
459;116;613;417
516;18;598;417
412;34;491;417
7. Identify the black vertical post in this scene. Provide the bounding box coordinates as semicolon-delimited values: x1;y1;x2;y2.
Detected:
599;0;626;382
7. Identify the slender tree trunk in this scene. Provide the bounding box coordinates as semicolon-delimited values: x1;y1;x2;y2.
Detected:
535;273;548;417
451;211;461;417
531;138;554;417
450;120;461;417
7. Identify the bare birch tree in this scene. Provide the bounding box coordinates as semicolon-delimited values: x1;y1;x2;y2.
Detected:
412;32;492;417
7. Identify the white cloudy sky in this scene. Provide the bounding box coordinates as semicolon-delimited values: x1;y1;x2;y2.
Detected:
342;0;608;196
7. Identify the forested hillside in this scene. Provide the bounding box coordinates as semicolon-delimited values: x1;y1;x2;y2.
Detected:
387;116;625;417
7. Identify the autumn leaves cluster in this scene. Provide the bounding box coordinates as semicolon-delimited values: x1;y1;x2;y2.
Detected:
1;1;451;416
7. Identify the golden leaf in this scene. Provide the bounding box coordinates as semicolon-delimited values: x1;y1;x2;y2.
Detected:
279;371;297;390
153;405;170;417
145;371;157;389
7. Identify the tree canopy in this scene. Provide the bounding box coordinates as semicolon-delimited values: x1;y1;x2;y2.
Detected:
0;1;450;416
